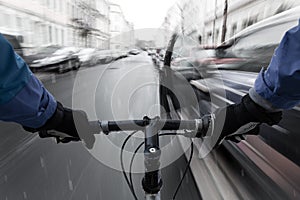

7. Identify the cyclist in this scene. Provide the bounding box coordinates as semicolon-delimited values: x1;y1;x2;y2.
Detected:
1;20;299;149
0;33;96;148
206;19;300;145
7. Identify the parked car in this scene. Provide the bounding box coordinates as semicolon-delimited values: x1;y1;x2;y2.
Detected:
191;6;300;170
128;49;140;55
214;6;299;73
26;45;61;66
160;6;300;198
1;32;24;57
152;49;165;67
30;47;81;73
75;48;100;67
147;48;156;56
170;56;201;81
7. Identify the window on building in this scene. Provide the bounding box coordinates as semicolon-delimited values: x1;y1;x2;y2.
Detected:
55;27;58;44
248;16;257;27
215;29;219;43
16;17;22;29
53;0;56;10
40;0;45;6
4;13;11;28
242;19;248;29
49;26;52;43
231;23;237;37
42;25;47;43
72;5;75;18
59;0;63;12
67;2;70;15
61;29;64;45
59;1;63;12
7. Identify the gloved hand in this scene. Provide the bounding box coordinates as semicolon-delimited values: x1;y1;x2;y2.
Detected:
198;94;282;147
23;102;100;149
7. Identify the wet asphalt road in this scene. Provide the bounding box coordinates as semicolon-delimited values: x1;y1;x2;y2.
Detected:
0;52;200;200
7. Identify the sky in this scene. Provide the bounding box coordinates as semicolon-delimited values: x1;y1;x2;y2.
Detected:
110;0;178;29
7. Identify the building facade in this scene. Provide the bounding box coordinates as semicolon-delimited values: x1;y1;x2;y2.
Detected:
203;0;300;45
0;0;110;51
162;0;300;46
109;3;134;50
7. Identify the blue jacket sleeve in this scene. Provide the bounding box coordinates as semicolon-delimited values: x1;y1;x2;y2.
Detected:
0;33;57;128
250;19;300;110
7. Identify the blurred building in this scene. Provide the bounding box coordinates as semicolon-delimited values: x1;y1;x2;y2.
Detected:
161;0;205;47
179;0;205;44
109;3;134;49
203;0;300;45
70;0;110;49
162;0;300;46
0;0;110;52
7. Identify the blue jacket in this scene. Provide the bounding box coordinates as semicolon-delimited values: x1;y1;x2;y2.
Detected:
250;19;300;110
0;34;57;128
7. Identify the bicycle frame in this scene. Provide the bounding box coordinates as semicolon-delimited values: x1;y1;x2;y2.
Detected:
98;116;206;200
142;117;162;199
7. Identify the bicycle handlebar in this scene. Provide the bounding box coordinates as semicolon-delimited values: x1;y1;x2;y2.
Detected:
96;116;211;138
38;115;212;144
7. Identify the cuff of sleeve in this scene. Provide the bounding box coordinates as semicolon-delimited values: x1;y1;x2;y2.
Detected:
249;88;282;112
0;75;57;128
34;90;57;128
254;68;300;109
23;76;58;128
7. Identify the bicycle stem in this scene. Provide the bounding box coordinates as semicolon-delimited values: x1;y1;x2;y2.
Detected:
142;117;163;196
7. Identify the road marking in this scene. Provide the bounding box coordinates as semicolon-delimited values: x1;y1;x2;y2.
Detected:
40;156;45;168
23;192;27;199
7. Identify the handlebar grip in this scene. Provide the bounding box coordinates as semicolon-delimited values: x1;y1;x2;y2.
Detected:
38;130;80;143
89;121;102;134
195;115;211;138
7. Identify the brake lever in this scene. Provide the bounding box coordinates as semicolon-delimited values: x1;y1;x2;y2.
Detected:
38;130;80;144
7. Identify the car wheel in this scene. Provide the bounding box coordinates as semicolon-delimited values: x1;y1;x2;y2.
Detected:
58;64;65;74
67;60;74;71
73;61;80;70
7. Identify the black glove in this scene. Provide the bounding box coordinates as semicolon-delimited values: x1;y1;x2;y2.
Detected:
23;102;99;149
199;94;282;146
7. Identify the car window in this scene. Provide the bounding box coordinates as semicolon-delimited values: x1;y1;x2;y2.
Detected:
231;20;298;50
218;19;298;73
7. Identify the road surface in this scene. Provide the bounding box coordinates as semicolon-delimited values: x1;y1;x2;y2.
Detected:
0;52;201;200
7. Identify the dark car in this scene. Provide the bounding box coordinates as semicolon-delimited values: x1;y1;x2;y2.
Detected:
215;6;299;73
2;33;24;57
163;6;300;199
128;49;140;55
30;47;81;73
26;45;61;66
